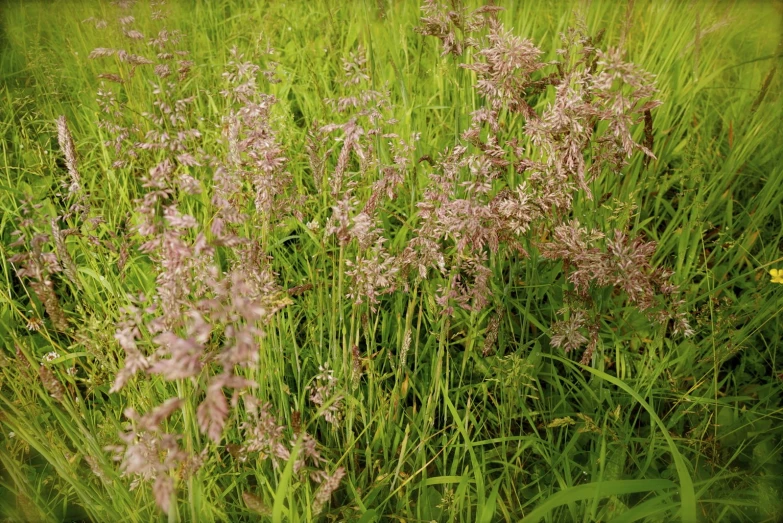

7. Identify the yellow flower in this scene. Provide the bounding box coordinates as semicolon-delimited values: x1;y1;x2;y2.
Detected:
770;269;783;284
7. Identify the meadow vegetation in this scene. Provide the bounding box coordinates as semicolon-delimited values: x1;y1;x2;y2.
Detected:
0;0;782;521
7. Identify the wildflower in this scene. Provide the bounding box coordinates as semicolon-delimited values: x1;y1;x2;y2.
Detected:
42;351;60;364
26;316;43;331
770;268;783;284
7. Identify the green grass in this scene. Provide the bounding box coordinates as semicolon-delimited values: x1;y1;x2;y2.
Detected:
1;0;782;522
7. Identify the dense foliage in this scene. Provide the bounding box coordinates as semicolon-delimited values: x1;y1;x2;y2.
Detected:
1;1;782;521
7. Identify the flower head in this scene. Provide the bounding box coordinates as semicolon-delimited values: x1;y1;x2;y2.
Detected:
770;269;783;284
26;316;43;331
42;351;60;364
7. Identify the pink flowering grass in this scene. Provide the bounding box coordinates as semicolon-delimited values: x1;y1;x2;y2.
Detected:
1;1;782;522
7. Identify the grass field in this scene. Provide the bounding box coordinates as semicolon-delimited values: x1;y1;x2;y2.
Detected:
1;0;782;521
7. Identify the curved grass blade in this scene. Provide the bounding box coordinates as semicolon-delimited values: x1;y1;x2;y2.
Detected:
520;479;675;523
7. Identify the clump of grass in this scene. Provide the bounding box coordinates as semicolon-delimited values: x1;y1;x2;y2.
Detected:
1;0;782;522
